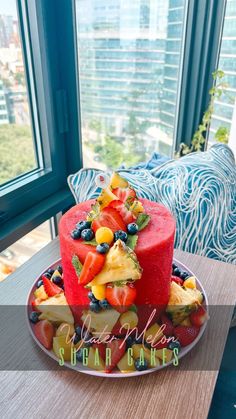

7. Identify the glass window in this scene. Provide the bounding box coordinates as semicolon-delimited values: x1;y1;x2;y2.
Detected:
208;0;236;155
0;1;38;186
76;0;187;169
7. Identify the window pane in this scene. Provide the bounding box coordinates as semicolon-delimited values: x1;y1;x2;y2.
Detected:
76;0;187;169
0;221;51;281
0;1;37;186
208;0;236;155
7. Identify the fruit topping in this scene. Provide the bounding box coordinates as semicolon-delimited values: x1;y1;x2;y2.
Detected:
127;222;139;235
105;283;137;313
95;226;114;245
135;213;151;231
96;243;110;254
96;187;119;210
179;271;190;280
184;276;197;289
81;309;120;335
34;319;54;350
79;251;106;285
57;265;63;275
168;339;181;351
98;299;111;309
36;279;44;288
88;290;99;302
76;220;91;231
171;275;184;286
89;301;101;312
160;313;174;337
88;240;142;286
129;200;144;216
190;305;208;327
120;310;138;329
34;285;48;301
92;342;106;361
108;200;135;225
71;229;81;240
35;294;74;324
110;172;129;189
105;338;126;373
174;325;200;347
112;187;136;205
81;228;95;241
88;347;105;371
92;207;126;233
114;230;128;243
56;322;75;337
134;358;148;371
29;311;40;324
166;282;200;325
53;335;73;361
43;276;63;297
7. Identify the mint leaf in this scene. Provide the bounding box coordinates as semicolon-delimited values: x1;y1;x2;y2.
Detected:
126;234;138;250
72;255;83;278
83;239;98;246
136;213;151;231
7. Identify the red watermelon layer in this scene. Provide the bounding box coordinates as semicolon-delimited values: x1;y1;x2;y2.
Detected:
59;198;175;323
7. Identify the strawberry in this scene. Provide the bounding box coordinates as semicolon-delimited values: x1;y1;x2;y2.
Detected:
108;200;135;225
92;342;106;361
171;275;184;286
34;320;54;349
91;207;126;233
190;306;208;327
42;276;62;297
105;338;126;373
112;187;136;205
174;325;200;347
160;313;174;337
79;251;105;285
155;339;168;349
105;283;137;313
32;298;41;310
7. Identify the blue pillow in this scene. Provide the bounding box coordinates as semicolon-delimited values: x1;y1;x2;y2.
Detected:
68;144;236;264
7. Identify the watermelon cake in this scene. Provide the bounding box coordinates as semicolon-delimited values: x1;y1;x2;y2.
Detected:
29;173;208;374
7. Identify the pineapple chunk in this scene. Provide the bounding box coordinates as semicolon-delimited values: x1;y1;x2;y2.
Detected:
81;308;120;334
110;172;128;189
132;344;160;368
36;294;74;324
34;285;48;301
97;187;118;210
88;239;142;286
166;282;199;325
53;335;73;362
87;347;105;371
184;276;196;289
145;323;163;345
117;351;135;373
129;200;144;216
185;288;204;304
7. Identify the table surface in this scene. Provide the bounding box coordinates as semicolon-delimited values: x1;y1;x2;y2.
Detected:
1;238;236;419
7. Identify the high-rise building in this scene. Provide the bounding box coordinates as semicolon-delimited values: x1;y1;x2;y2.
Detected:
0;80;9;124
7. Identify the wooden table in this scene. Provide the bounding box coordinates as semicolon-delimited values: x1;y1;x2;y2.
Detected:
1;239;236;419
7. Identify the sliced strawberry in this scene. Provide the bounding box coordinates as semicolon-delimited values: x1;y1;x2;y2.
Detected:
105;283;137;313
171;275;184;286
91;207;126;233
92;342;106;361
34;320;54;349
43;276;62;297
105;338;126;373
79;251;105;285
112;187;136;205
160;313;174;337
190;306;208;327
155;339;168;349
174;325;200;347
108;200;135;225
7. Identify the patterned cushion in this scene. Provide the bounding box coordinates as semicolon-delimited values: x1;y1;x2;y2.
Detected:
67;144;236;264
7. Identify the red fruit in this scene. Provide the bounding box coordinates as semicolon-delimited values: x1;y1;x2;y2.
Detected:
34;320;54;349
32;298;41;310
112;187;136;205
106;283;137;313
174;325;200;347
190;306;208;327
108;200;135;225
92;342;106;361
155;339;168;349
105;338;126;373
79;252;105;285
171;275;184;286
43;276;62;297
160;313;174;337
91;207;126;233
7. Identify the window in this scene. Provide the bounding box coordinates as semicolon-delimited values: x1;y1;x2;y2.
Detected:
76;0;187;169
208;0;236;155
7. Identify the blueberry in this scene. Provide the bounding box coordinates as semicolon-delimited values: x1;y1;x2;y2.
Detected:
127;223;138;235
43;272;51;279
135;358;148;371
73;334;81;345
37;279;44;288
75;325;82;337
52;275;62;286
29;311;40;324
172;263;178;270
114;230;128;242
133;336;143;344
47;268;55;276
76;220;91;231
76;348;84;363
88;292;98;303
96;243;110;254
57;265;63;275
126;336;134;350
168;339;181;351
83;332;93;347
144;341;151;349
99;299;111;309
89;301;101;312
71;229;81;240
173;267;181;277
81;229;95;241
179;271;190;280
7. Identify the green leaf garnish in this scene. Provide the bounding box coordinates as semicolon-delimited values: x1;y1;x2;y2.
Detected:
126;234;138;250
83;239;98;246
136;213;151;231
72;255;83;278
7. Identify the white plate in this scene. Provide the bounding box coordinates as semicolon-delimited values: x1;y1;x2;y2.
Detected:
26;258;208;378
